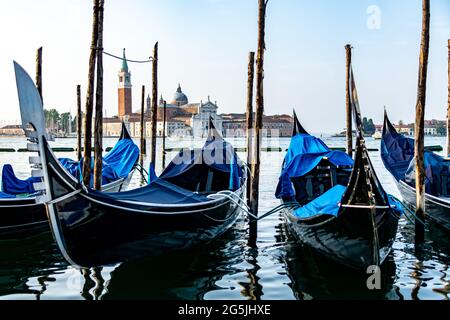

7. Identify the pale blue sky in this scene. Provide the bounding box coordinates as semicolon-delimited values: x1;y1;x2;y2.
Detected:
0;0;449;133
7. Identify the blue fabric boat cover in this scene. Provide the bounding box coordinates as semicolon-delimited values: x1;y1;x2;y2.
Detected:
2;137;139;195
1;164;41;196
0;190;18;199
294;184;403;219
381;120;449;196
294;184;346;218
159;132;242;191
148;162;157;184
276;133;353;199
380;124;415;181
404;151;450;195
90;177;210;205
77;137;139;186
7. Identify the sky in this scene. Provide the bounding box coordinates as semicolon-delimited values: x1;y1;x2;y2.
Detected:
0;0;449;133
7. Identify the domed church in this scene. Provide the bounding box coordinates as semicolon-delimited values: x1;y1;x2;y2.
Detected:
159;84;223;138
171;84;189;106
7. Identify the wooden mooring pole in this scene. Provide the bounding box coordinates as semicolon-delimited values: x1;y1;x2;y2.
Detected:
82;0;99;187
414;0;430;244
140;85;146;161
249;0;267;246
246;52;255;206
93;0;104;190
345;44;352;157
35;47;43;102
162;100;167;169
150;42;158;167
76;85;82;161
447;39;450;156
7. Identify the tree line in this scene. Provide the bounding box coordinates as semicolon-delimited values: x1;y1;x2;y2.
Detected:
44;108;79;135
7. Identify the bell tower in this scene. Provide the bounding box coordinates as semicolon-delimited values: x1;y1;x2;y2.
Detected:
118;48;132;117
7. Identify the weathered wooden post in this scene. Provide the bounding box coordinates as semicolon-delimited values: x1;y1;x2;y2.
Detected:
35;47;43;102
150;42;158;167
249;0;267;246
447;39;450;156
162;100;167;169
140;85;146;161
76;85;82;161
82;0;99;187
414;0;430;244
345;44;352;157
93;0;104;190
246;51;255;206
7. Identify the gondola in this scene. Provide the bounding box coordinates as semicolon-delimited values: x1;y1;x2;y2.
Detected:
276;68;401;270
13;61;246;267
0;78;139;241
381;111;450;231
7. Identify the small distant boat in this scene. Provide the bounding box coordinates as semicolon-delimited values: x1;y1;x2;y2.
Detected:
372;131;382;140
13;61;246;266
381;111;450;231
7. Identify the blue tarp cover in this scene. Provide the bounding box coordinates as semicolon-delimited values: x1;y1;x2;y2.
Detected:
1;137;139;196
0;191;17;199
381;124;449;196
380;126;415;181
91;177;209;205
405;151;450;195
160;133;242;191
276;134;353;199
77;137;139;186
293;184;403;219
294;184;345;218
1;164;40;196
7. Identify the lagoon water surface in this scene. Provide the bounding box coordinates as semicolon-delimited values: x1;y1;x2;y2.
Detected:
0;136;449;300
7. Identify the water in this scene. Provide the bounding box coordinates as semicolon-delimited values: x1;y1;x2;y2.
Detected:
0;136;449;300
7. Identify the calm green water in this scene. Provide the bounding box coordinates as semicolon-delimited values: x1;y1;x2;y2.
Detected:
0;136;449;300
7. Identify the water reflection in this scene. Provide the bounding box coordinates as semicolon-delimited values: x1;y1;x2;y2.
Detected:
0;137;450;300
81;267;105;300
0;232;67;299
100;219;247;300
279;217;400;300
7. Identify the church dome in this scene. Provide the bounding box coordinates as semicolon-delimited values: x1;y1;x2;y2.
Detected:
171;83;188;106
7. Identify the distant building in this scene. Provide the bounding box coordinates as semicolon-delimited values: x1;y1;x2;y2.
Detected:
158;84;223;138
118;49;132;118
157;120;187;136
372;119;446;137
103;55;223;138
0;125;24;136
395;124;413;136
221;113;294;137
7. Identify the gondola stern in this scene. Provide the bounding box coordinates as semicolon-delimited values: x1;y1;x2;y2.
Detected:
292;109;309;136
119;121;132;140
382;109;399;139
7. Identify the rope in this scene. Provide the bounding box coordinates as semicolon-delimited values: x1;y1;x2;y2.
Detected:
99;49;154;63
389;195;427;228
134;163;149;183
207;190;300;221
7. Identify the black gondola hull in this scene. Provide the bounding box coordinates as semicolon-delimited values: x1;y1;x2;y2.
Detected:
0;200;47;239
0;175;132;240
43;138;244;267
396;180;450;231
49;190;242;267
283;205;399;270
